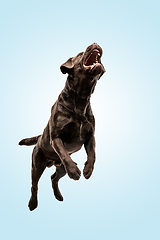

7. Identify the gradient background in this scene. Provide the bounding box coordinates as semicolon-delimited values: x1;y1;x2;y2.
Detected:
0;1;159;239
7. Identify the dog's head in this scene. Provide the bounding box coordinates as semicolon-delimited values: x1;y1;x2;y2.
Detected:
60;43;105;95
60;43;105;79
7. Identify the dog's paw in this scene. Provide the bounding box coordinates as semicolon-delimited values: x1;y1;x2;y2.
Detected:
28;196;38;211
54;188;64;201
52;182;64;201
83;161;94;179
67;162;81;180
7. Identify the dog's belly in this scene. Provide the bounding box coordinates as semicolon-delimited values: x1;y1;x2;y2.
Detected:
41;121;92;159
63;140;83;154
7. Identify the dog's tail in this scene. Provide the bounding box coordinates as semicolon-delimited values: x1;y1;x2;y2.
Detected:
19;135;41;146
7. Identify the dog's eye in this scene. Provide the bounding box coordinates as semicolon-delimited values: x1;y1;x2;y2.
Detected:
97;53;101;62
77;52;83;58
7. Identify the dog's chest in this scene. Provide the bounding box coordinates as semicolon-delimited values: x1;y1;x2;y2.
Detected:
59;120;92;153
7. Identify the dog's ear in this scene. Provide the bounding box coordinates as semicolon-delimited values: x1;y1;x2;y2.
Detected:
60;58;74;74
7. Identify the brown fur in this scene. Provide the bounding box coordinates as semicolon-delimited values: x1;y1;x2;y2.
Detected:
19;43;105;211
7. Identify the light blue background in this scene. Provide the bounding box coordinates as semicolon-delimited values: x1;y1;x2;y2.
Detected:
0;1;159;239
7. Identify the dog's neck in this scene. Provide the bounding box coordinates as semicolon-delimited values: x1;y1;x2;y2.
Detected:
60;76;96;117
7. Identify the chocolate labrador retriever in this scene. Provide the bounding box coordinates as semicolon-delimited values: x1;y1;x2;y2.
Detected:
19;43;105;211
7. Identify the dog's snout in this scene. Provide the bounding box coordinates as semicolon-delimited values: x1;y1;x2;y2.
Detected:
86;43;102;55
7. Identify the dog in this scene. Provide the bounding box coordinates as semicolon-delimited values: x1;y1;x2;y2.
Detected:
19;43;105;211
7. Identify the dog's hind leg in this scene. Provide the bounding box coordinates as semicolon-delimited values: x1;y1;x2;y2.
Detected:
51;164;66;201
28;146;46;211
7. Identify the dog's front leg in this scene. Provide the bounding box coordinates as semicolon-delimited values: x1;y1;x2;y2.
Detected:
51;138;81;180
83;135;96;179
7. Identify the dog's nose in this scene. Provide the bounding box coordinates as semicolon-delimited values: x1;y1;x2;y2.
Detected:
93;43;100;48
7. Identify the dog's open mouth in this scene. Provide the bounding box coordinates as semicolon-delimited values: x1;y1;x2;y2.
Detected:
83;49;101;69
